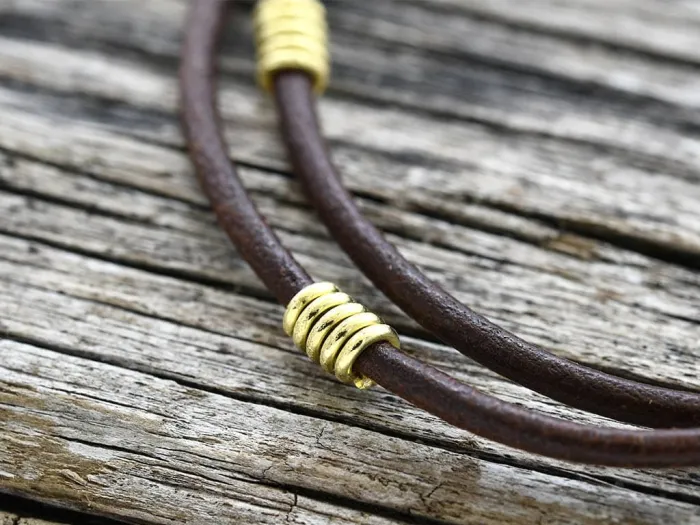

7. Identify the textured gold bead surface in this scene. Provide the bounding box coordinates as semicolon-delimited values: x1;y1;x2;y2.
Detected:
319;312;381;375
305;302;365;362
254;0;330;94
282;282;401;389
291;292;352;349
335;325;401;389
283;282;336;336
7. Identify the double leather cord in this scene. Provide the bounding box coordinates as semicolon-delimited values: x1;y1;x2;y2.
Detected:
254;0;700;430
180;0;700;467
267;14;700;428
272;74;700;430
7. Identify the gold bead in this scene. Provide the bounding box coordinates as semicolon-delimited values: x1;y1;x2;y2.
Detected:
282;282;401;389
292;292;352;349
319;312;381;375
305;302;365;362
283;281;336;336
254;0;330;94
335;325;400;389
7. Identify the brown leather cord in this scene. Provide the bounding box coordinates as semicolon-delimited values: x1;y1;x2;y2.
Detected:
178;0;307;306
271;71;700;430
180;0;700;467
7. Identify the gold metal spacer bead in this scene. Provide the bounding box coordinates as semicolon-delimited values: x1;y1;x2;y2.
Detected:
283;282;401;389
254;0;330;94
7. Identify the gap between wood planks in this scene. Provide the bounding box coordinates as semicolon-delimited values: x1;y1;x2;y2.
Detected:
0;494;125;525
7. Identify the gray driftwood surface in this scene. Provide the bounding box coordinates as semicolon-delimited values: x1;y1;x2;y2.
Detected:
1;0;700;523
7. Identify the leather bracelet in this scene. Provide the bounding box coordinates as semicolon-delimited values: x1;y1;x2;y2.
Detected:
179;0;700;467
254;0;700;430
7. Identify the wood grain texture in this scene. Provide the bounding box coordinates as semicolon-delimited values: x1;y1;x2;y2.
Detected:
4;341;700;525
0;0;699;523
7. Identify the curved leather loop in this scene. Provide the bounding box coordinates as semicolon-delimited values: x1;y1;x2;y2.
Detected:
270;72;700;430
180;0;700;467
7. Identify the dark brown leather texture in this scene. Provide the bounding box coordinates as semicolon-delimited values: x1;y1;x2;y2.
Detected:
179;0;700;467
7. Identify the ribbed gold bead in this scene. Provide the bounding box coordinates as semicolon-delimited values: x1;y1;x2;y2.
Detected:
283;281;336;336
319;312;381;375
335;324;400;389
254;0;330;94
282;283;401;389
291;292;352;349
305;302;365;363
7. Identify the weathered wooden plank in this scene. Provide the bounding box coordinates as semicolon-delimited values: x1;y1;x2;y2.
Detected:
330;1;700;110
1;0;700;522
4;341;700;525
2;234;700;505
1;0;700;262
0;60;699;328
414;0;700;64
1;147;699;391
2;350;405;525
7;0;700;112
3;74;699;267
